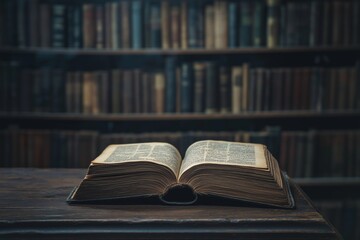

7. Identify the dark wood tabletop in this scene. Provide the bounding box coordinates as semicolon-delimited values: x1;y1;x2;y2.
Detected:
0;168;341;240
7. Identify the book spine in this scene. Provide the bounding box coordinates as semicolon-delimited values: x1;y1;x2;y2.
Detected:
39;3;50;47
154;72;165;113
343;2;352;46
132;0;143;49
205;62;217;113
74;72;83;113
205;4;215;49
322;1;331;46
170;4;181;49
279;3;287;47
240;0;252;47
83;4;95;48
29;0;39;47
95;4;104;49
196;1;204;48
17;0;26;47
219;66;230;113
161;0;170;49
82;72;92;113
231;67;242;114
193;62;205;113
165;57;177;113
180;1;188;49
122;71;133;113
255;68;264;111
267;0;280;48
241;63;249;111
111;70;122;113
104;3;112;49
286;2;296;46
181;63;193;112
228;2;238;48
52;4;67;48
98;72;109;113
73;4;83;48
121;1;131;49
111;2;119;49
52;69;65;112
309;0;321;47
133;69;142;113
253;0;266;47
353;1;360;46
150;2;161;48
187;1;197;48
332;1;342;46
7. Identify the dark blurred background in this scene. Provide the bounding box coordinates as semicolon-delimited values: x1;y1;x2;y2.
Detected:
0;0;359;238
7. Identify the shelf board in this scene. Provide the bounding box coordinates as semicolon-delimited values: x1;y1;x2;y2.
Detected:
0;110;359;121
1;46;359;56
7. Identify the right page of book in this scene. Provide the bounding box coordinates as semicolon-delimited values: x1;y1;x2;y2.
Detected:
92;142;182;176
179;140;268;176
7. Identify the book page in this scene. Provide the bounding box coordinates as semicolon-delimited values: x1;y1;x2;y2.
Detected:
92;143;182;175
179;140;268;176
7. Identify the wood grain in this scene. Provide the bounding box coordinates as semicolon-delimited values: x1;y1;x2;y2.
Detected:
0;168;341;239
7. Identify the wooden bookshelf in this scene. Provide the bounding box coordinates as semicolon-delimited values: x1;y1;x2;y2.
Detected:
0;46;359;56
0;110;359;122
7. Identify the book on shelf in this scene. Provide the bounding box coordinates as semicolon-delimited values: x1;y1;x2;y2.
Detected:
67;140;295;208
1;0;360;49
1;61;359;114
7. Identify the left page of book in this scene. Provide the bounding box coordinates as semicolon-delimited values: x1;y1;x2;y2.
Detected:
92;143;182;176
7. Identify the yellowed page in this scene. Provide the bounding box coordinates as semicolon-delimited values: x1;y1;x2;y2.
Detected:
179;140;268;177
92;142;182;175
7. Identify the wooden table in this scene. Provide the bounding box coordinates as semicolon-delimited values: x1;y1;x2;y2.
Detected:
0;168;341;239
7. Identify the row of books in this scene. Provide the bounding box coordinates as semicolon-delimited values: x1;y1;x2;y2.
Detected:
1;61;359;113
314;200;360;240
279;130;360;178
1;0;359;49
1;127;359;178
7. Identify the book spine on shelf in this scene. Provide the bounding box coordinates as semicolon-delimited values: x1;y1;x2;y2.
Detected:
154;72;165;113
95;4;105;49
133;69;142;113
205;62;217;113
110;2;119;49
111;70;122;113
161;0;170;49
193;62;205;113
83;4;95;48
52;4;67;48
149;2;161;48
240;0;252;47
165;57;177;113
231;66;242;114
181;63;193;113
253;0;266;47
219;66;231;113
205;4;214;49
120;1;131;49
122;70;133;113
267;0;280;48
170;4;181;49
132;0;143;49
228;1;237;48
180;0;188;49
187;1;197;48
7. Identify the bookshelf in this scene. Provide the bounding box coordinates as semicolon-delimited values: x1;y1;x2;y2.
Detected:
0;0;359;238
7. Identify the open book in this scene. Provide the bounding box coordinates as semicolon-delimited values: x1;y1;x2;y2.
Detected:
67;140;295;208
